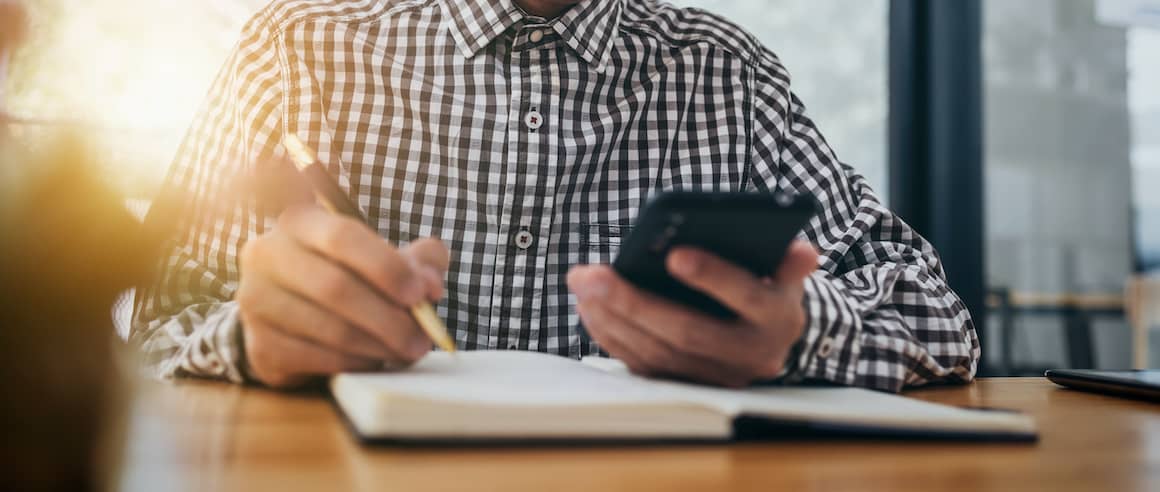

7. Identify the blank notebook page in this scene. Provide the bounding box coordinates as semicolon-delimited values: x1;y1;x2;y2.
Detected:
583;358;1023;428
352;351;702;408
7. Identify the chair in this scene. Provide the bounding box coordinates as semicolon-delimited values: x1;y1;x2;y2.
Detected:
1125;274;1160;369
989;288;1124;375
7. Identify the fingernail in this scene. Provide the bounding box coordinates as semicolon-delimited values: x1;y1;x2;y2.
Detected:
421;266;445;300
410;336;432;358
403;277;426;305
670;250;700;276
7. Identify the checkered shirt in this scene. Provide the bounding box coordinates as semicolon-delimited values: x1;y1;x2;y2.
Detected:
131;0;979;392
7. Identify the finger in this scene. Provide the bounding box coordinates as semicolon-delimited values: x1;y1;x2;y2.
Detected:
238;275;394;360
279;205;426;306
575;302;650;375
411;267;445;303
401;238;450;301
255;231;432;362
568;265;746;361
402;237;451;273
241;317;383;388
244;156;315;217
578;301;751;388
664;247;785;322
773;240;819;284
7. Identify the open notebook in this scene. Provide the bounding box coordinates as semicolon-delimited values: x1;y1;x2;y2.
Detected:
331;351;1036;443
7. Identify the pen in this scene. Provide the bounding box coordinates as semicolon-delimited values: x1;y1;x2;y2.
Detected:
281;134;457;354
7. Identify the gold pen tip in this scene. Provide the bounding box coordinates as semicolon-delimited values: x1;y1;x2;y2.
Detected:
411;303;457;354
282;134;318;170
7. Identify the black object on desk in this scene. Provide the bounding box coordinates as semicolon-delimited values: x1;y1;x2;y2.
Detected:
612;191;816;319
1045;369;1160;402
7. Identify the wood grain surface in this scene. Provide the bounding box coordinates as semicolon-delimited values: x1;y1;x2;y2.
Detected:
118;378;1160;492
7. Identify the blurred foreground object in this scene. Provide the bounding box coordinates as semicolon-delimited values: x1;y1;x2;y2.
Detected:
0;134;157;490
0;0;28;62
0;0;28;116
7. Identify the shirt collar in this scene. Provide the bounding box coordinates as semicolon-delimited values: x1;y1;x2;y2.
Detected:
438;0;622;71
551;0;622;71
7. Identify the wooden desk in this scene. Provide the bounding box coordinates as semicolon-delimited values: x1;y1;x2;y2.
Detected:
120;378;1159;492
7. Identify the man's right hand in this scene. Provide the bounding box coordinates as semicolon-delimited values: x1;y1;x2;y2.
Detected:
237;205;449;388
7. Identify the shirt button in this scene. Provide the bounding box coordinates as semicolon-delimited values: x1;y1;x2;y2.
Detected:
817;337;835;359
524;109;543;130
529;29;545;43
514;230;534;249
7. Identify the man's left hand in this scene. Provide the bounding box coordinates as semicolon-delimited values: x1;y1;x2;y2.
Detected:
567;240;819;388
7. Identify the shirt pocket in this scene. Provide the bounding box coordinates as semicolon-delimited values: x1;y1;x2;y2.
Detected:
578;222;633;266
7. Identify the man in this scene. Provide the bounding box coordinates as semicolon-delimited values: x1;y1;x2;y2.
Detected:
132;0;979;393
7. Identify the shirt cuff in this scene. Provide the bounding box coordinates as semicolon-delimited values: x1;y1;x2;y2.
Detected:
187;301;249;384
224;304;255;384
779;270;862;386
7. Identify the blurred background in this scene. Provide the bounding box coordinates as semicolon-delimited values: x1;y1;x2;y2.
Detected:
3;0;1158;376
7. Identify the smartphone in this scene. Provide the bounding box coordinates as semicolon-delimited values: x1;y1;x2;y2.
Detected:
612;191;817;319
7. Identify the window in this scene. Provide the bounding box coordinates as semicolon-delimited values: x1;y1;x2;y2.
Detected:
654;0;891;198
1128;28;1160;272
5;0;266;196
983;0;1160;370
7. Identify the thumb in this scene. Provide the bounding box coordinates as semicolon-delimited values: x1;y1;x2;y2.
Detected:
773;240;818;284
243;156;315;217
401;238;451;302
403;237;451;273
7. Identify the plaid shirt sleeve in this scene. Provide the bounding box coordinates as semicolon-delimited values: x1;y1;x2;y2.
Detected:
747;51;980;393
129;13;284;383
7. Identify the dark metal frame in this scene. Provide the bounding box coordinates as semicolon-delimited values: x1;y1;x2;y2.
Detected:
888;0;990;374
990;288;1121;375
